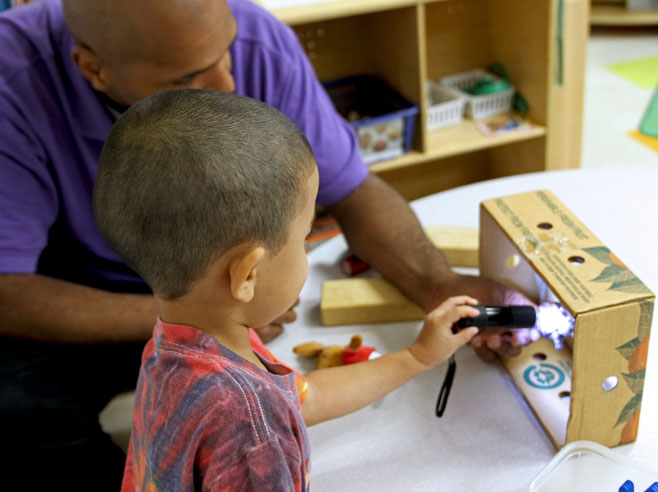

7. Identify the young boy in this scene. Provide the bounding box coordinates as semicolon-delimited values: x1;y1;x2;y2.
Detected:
93;89;480;492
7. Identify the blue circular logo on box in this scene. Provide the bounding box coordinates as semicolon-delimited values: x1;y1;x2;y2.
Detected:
523;363;565;389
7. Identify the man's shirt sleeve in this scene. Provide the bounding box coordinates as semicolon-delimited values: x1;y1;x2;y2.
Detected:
270;25;369;207
0;88;58;274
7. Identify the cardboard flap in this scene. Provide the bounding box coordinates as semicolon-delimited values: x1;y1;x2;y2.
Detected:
481;190;653;315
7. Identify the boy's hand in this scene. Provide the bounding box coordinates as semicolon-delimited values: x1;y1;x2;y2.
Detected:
408;296;480;369
428;274;538;361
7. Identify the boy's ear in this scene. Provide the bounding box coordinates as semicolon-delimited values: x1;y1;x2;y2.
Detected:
228;246;266;303
71;44;111;93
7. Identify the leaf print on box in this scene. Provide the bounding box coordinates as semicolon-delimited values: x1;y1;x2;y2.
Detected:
583;246;651;295
615;300;653;444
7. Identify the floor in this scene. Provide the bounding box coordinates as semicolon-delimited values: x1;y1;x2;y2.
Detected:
581;27;658;168
99;27;658;452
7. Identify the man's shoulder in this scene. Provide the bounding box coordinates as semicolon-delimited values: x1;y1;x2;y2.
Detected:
0;0;68;79
229;0;299;63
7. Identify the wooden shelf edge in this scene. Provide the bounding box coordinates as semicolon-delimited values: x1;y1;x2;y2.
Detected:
591;5;658;25
264;0;419;24
369;120;546;173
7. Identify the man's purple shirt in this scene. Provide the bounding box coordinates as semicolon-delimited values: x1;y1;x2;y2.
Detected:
0;0;367;291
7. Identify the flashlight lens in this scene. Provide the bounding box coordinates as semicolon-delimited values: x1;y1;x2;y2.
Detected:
536;302;574;349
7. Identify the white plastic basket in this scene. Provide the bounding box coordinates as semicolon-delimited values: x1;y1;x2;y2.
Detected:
439;69;515;120
426;82;465;131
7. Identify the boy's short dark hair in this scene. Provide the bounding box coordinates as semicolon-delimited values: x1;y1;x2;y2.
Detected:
94;89;316;300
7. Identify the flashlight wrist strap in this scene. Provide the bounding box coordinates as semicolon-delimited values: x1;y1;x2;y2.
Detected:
436;354;456;417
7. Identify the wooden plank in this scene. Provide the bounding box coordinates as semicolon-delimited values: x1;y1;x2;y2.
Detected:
424;0;492;81
422;117;546;163
486;0;551;125
591;4;658;24
489;136;547;177
425;226;479;267
546;0;589;170
321;277;424;326
266;0;418;25
370;118;546;176
320;226;478;325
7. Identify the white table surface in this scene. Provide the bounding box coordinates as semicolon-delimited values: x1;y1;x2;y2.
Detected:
266;167;658;491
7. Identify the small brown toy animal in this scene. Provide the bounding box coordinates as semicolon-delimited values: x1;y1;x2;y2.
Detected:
293;335;375;369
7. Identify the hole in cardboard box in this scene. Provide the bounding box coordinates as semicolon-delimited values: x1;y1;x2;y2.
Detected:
532;353;547;361
568;256;585;265
505;254;520;269
558;391;570;399
537;222;553;230
602;376;618;392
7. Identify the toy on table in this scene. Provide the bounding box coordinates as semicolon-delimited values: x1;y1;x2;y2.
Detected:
293;334;376;369
340;254;370;276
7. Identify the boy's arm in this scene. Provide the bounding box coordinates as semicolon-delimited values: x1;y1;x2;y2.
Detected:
301;348;427;426
301;297;479;426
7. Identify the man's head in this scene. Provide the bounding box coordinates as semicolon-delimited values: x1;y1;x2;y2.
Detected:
93;89;317;311
62;0;236;105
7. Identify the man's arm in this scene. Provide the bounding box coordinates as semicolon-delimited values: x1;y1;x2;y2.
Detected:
0;274;294;344
0;274;157;343
327;173;537;360
327;174;454;312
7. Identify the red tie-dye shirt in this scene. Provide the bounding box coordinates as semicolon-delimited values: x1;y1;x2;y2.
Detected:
121;319;311;492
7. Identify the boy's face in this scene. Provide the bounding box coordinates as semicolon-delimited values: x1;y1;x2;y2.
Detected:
250;165;319;328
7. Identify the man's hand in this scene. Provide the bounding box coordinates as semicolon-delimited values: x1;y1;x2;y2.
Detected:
429;273;540;362
253;298;300;343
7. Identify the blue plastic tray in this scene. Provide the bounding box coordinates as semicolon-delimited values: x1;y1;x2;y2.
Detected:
323;75;418;164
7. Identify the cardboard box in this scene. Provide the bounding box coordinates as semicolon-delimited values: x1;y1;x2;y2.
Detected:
480;190;654;448
320;190;654;449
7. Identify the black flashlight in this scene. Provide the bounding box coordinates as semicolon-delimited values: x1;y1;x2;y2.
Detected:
437;304;537;418
456;305;536;329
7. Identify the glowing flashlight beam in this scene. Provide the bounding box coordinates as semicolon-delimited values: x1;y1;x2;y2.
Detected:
535;302;575;350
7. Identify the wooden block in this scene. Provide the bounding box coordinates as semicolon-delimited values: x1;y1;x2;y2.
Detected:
321;278;424;326
425;226;479;267
319;227;478;327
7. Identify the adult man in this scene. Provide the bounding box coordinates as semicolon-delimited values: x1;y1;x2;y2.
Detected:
0;0;535;489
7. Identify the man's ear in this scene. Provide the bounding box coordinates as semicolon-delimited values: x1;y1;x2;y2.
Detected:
71;44;111;93
228;246;266;303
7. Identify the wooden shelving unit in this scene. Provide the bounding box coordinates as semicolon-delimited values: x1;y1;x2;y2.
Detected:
266;0;588;200
591;0;658;25
591;5;658;25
